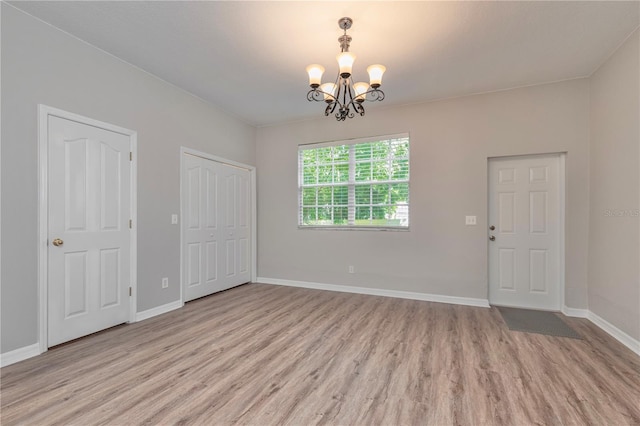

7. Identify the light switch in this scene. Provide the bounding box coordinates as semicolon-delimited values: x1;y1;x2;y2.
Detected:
171;214;178;225
465;216;477;225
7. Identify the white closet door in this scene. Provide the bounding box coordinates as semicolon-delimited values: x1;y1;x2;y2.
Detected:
222;164;251;286
182;154;251;302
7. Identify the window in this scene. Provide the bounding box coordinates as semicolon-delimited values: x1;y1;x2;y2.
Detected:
298;134;410;229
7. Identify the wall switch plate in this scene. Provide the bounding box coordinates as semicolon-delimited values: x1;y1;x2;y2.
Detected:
162;277;169;288
465;216;477;225
348;265;355;274
171;214;178;225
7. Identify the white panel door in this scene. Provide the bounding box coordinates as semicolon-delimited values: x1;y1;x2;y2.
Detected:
488;154;561;310
222;163;251;286
48;116;131;346
182;154;251;302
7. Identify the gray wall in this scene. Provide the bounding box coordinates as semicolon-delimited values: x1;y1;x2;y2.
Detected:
1;5;256;353
588;29;640;340
256;79;590;307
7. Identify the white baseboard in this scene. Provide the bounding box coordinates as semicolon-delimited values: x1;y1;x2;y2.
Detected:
562;306;638;355
135;300;183;322
1;301;184;368
586;311;640;356
0;343;41;368
562;306;589;318
257;277;490;308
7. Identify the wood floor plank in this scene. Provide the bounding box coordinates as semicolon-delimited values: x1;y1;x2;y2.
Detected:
2;283;639;425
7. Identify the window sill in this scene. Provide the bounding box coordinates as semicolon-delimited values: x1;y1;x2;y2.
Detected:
297;226;410;232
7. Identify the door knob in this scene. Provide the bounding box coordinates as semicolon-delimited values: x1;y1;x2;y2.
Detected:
52;238;64;246
489;236;496;241
489;225;495;231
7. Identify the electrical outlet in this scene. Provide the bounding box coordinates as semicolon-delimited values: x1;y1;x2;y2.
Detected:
162;277;169;288
465;215;477;225
171;214;178;225
348;265;355;274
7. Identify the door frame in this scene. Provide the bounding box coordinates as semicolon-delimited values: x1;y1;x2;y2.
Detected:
179;147;257;304
38;105;138;353
486;152;566;311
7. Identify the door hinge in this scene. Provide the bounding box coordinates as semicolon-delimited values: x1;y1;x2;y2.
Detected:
129;219;132;229
129;287;132;297
130;152;133;161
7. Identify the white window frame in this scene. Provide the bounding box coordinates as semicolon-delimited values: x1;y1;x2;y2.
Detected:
298;133;410;231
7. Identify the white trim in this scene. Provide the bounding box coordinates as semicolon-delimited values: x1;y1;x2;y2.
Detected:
561;306;588;318
179;147;257;303
298;132;410;149
0;343;40;368
181;147;257;172
135;300;183;322
129;134;138;323
250;168;257;283
257;277;490;308
587;311;640;356
38;105;138;352
558;153;566;310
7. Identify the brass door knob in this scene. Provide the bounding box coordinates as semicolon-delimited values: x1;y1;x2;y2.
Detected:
52;238;64;246
489;236;496;241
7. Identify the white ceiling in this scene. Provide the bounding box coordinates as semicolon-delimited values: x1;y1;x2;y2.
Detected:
8;1;640;126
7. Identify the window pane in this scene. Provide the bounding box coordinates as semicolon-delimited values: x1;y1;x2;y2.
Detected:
356;206;371;220
372;141;389;160
302;187;316;206
302;207;316;224
372;206;387;220
317;206;332;221
301;150;317;167
333;207;348;224
333;185;348;205
372;161;390;181
391;183;409;202
355;143;372;161
303;166;317;184
371;184;389;204
392;159;409;180
318;165;332;183
317;187;332;206
333;145;349;162
334;163;349;183
355;161;371;181
316;147;332;164
392;139;409;158
355;185;371;205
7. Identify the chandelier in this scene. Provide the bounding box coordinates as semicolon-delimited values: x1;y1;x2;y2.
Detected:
306;17;386;121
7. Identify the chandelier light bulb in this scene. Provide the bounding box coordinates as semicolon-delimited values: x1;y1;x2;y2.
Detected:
367;64;386;88
336;52;356;78
306;64;325;88
353;82;369;102
320;82;337;102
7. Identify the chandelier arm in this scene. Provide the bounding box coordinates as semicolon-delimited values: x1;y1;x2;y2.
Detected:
330;101;338;114
362;88;386;102
307;88;339;103
345;78;353;107
346;99;366;117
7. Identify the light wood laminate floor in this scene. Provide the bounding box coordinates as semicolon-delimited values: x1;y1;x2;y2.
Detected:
1;283;639;425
